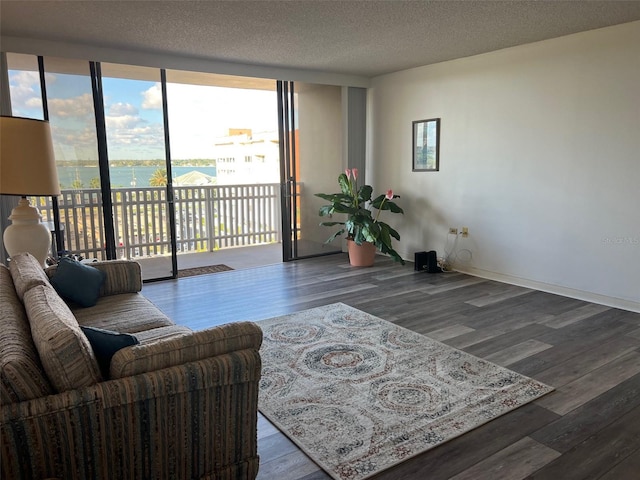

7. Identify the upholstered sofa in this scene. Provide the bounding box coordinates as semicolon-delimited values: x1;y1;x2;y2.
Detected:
1;253;262;480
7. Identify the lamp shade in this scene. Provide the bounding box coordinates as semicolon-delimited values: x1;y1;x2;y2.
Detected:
0;116;60;196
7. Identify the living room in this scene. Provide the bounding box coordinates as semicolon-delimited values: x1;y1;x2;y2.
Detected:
1;2;638;311
1;1;640;479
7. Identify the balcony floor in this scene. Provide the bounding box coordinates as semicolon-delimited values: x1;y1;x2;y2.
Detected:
136;243;281;280
136;240;340;280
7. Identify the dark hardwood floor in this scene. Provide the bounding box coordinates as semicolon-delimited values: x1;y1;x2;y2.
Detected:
142;253;640;480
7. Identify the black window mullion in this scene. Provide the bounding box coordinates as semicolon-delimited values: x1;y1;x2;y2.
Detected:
160;68;178;278
38;56;65;256
89;61;117;260
277;80;292;261
288;82;298;259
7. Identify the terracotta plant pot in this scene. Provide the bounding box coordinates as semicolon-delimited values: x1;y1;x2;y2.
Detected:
347;240;377;267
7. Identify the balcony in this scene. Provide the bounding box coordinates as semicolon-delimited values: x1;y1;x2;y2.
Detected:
37;183;283;276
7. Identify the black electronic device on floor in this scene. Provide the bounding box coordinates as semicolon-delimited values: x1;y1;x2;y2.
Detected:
414;250;442;273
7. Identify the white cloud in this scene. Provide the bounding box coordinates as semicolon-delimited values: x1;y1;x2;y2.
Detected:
25;97;43;108
10;70;39;85
107;124;166;159
44;72;57;85
103;91;165;158
108;102;138;116
50;125;99;163
105;114;142;130
104;113;165;158
52;125;95;145
141;83;162;109
9;71;42;112
123;125;165;145
48;93;94;118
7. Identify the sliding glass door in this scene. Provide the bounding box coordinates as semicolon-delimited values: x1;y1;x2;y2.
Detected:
278;81;343;260
165;71;281;271
100;63;175;280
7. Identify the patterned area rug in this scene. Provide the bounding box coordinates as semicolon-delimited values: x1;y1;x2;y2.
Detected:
258;303;553;480
177;265;233;278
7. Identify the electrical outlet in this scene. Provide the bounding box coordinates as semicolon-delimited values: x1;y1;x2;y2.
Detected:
462;227;469;237
449;227;458;235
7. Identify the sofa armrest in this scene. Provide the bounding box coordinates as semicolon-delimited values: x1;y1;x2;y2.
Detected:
1;351;261;480
46;259;142;296
110;321;263;379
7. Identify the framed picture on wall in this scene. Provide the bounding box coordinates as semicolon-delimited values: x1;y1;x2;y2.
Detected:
412;118;440;171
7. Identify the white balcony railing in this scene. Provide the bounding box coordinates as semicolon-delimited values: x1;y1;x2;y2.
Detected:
36;184;282;260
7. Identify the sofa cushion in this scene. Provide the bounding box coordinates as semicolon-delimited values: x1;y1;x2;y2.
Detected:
72;293;174;334
81;326;140;378
8;252;50;301
24;285;102;392
50;257;107;308
0;265;53;405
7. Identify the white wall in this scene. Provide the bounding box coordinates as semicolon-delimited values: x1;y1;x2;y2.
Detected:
368;21;640;311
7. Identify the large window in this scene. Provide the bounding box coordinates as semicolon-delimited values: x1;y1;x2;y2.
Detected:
5;57;284;275
7;54;105;259
3;53;347;274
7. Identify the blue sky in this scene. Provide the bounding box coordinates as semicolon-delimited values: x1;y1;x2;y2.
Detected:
9;69;278;161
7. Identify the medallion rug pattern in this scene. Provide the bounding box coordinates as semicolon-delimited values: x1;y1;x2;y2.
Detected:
258;303;553;480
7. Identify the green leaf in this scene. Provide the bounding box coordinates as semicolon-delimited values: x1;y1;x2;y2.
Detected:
384;223;401;241
345;219;356;237
370;194;385;209
386;201;404;214
338;173;351;196
353;229;367;244
318;205;334;217
388;249;405;264
315;192;352;203
324;228;345;244
330;205;353;216
358;185;373;202
314;193;334;201
379;226;391;247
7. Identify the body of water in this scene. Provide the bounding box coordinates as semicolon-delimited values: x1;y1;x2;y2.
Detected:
58;166;217;188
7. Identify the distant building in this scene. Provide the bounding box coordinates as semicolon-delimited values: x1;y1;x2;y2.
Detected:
213;129;280;185
174;170;216;186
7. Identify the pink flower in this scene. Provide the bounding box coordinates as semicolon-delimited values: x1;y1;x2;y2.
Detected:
345;168;351;179
385;189;394;200
352;168;358;180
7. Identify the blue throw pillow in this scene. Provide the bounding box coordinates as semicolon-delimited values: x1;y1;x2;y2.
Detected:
50;257;106;308
81;326;139;378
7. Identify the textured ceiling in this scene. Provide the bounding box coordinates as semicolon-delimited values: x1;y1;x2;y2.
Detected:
2;0;640;78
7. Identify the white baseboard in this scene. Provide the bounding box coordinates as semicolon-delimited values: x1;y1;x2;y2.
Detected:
455;266;640;314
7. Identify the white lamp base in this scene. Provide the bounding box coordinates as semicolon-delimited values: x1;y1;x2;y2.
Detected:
3;197;51;268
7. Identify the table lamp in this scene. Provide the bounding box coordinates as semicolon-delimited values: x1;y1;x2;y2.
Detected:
1;116;60;267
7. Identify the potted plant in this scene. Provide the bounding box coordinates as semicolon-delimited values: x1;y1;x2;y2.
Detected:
315;168;405;266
